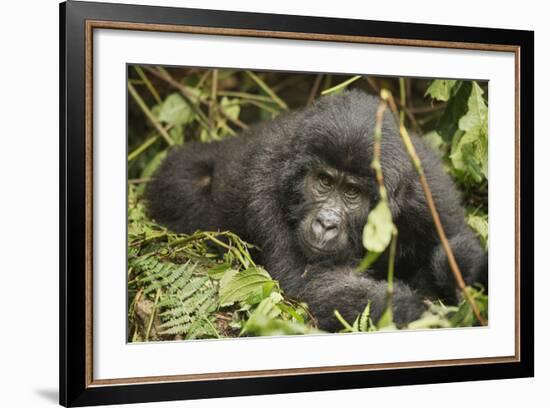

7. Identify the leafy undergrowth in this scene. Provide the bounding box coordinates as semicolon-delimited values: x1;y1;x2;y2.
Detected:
128;186;488;342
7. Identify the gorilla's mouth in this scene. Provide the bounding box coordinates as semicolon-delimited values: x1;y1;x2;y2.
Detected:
298;232;339;256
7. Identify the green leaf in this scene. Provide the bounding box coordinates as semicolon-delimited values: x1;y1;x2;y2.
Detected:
466;212;489;249
218;267;273;307
459;82;488;133
356;251;381;272
157;93;194;126
449;82;488;182
450;131;485;182
362;200;394;253
435;81;470;142
220;97;241;121
358;301;374;332
207;262;232;280
425;79;458;102
168;124;184;145
243;292;315;336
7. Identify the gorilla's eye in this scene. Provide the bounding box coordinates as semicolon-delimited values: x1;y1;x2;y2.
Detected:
345;186;361;199
318;174;333;188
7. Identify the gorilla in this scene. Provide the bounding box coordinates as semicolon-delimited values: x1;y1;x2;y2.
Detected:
146;89;487;331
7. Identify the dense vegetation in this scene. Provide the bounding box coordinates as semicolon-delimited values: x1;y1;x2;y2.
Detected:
127;67;488;342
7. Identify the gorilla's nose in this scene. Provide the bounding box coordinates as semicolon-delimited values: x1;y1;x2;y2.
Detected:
312;210;341;241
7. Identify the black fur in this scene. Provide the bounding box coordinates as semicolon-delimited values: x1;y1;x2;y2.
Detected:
146;90;487;331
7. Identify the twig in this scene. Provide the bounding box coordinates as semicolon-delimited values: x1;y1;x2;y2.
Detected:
384;229;398;323
372;101;389;201
307;74;323;105
372;100;397;324
134;66;162;104
217;91;274;103
128;177;152;185
128;135;159;162
143;66;214;129
321;75;362;96
245;70;288;110
146;66;248;131
408;103;446;114
210;69;218;128
367;77;422;134
399;78;406;125
127;82;175;146
145;288;162;341
382;90;487;326
333;310;355;332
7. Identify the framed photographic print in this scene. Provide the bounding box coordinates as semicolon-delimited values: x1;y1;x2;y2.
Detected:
59;1;534;406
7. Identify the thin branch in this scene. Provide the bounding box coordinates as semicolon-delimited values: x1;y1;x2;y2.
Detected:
145;288;162;341
372;101;389;201
307;74;323;105
367;77;422;134
382;90;487;326
245;70;288;110
333;310;355;332
128;177;152;185
128;135;159;162
127;82;175;146
134;66;162;104
373;100;397;324
399;78;406;125
321;75;362;96
217;91;274;103
146;66;249;131
210;69;218;128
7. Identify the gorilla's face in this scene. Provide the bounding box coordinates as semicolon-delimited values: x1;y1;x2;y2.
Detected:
297;164;369;261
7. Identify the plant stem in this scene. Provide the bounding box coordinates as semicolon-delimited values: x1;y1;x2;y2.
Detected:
372;100;389;201
217;91;278;103
385;228;398;317
134;66;162;104
367;77;422;134
322;75;362;96
333;310;355;332
146;66;248;131
382;90;487;326
210;69;218;128
145;288;162;341
128;177;152;185
127;82;175;146
128;135;159;162
245;71;288;110
399;78;406;125
307;74;323;105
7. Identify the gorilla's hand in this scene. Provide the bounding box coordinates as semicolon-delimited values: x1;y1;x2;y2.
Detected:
297;266;426;331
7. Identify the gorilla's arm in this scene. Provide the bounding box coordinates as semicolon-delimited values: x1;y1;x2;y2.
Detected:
297;267;425;331
427;228;488;302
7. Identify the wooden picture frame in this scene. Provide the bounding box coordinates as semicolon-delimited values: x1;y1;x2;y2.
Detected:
60;1;534;406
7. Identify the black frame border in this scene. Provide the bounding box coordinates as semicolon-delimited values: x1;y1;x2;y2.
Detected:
60;1;534;406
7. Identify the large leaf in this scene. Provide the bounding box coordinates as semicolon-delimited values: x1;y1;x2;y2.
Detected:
459;82;488;133
435;81;471;142
218;267;273;307
450;82;489;181
425;79;458;102
362;200;394;253
157;93;194;126
220;96;241;121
